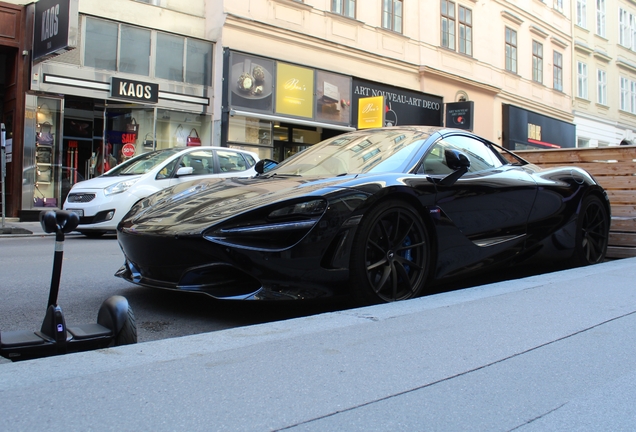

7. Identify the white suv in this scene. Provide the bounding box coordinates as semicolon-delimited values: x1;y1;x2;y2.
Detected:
63;146;259;237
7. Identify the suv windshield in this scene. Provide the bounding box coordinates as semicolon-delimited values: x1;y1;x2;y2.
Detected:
103;149;182;177
269;128;435;177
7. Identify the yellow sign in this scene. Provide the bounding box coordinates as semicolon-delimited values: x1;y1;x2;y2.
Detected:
275;63;314;118
357;96;385;129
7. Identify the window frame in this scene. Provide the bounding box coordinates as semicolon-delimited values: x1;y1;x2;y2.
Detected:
553;51;563;91
458;5;472;56
532;40;543;84
441;0;456;50
597;69;607;105
505;27;517;73
577;61;588;99
576;0;587;28
382;0;404;33
596;0;606;37
332;0;356;18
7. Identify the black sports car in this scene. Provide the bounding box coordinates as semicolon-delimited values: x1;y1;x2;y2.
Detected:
116;127;610;305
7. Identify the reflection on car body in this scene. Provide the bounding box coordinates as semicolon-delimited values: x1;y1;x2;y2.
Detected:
116;127;610;306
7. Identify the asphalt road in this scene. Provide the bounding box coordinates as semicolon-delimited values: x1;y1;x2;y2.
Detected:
0;234;351;347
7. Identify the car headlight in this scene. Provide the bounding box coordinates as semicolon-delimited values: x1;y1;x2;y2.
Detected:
104;179;139;196
268;199;327;218
204;198;328;251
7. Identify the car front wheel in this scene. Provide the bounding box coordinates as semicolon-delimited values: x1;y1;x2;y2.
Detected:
349;200;430;305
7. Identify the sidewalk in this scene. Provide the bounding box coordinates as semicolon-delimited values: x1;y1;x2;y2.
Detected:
1;257;635;431
0;218;36;235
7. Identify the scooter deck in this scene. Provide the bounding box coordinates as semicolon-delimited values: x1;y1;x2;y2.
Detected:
0;324;114;361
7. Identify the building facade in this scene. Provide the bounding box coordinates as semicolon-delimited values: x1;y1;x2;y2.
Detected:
2;0;633;219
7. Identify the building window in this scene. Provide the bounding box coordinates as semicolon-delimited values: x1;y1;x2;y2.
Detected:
382;0;403;33
554;0;563;12
83;17;212;86
505;27;517;73
532;41;543;84
577;62;588;99
441;0;456;50
553;51;563;91
332;0;355;18
596;0;605;37
597;69;607;105
576;0;587;28
84;18;119;71
458;5;472;56
632;81;636;114
621;77;629;111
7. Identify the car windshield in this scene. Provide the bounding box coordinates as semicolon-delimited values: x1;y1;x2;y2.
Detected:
268;128;435;177
103;149;182;177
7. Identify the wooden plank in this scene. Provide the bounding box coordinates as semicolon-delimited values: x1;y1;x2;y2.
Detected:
606;190;636;204
518;147;636;164
610;205;636;217
607;246;636;259
609;232;636;246
610;218;636;232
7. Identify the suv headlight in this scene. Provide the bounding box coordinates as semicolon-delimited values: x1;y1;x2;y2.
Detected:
104;179;139;196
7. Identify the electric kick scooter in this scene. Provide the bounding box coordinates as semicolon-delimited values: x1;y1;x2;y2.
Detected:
0;210;137;362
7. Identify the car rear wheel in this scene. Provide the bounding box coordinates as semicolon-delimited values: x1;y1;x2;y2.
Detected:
572;195;609;266
350;200;430;305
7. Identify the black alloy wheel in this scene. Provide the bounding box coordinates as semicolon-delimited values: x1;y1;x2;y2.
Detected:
350;201;430;305
572;195;609;266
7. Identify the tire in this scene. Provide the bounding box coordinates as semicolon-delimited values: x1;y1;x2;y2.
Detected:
114;305;138;346
349;200;430;305
571;195;609;266
81;230;106;238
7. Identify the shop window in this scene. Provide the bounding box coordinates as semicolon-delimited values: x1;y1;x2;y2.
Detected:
185;39;212;86
120;25;151;76
83;17;211;86
84;18;118;71
228;116;274;160
156;33;184;82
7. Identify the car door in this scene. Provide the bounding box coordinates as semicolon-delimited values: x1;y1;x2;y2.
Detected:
167;149;217;187
213;149;254;178
424;133;538;272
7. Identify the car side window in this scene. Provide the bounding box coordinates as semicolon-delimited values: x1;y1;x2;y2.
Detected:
156;159;179;179
443;135;504;172
423;135;504;175
217;150;249;173
180;150;216;175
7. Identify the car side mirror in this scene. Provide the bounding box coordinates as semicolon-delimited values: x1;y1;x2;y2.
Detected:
255;159;278;175
176;166;194;177
445;149;470;171
434;149;470;187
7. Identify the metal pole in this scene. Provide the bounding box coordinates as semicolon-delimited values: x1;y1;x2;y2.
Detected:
1;123;6;228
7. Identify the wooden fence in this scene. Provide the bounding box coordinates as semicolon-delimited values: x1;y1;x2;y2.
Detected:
515;146;636;259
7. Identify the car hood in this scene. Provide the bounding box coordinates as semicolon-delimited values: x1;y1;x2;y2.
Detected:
120;174;379;235
70;175;143;190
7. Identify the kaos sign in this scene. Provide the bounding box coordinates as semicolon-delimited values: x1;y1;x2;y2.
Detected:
33;0;78;61
111;78;159;103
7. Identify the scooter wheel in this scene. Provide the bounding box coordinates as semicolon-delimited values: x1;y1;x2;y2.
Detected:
115;305;137;346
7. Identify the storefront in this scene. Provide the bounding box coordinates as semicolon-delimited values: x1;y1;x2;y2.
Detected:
1;1;30;219
502;104;576;150
21;7;214;219
222;50;444;161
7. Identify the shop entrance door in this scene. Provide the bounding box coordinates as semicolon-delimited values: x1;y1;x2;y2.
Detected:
103;105;156;172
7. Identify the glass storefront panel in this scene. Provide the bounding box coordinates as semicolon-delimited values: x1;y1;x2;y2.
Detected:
155;109;211;150
32;97;65;208
84;18;118;71
227;115;273;159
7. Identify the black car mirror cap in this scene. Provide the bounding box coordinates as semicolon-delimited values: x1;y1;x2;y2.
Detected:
255;159;279;175
445;149;471;171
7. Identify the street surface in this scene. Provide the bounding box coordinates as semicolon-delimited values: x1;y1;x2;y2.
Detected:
0;234;350;347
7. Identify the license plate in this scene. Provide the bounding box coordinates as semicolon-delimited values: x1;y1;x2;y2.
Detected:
68;209;84;217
